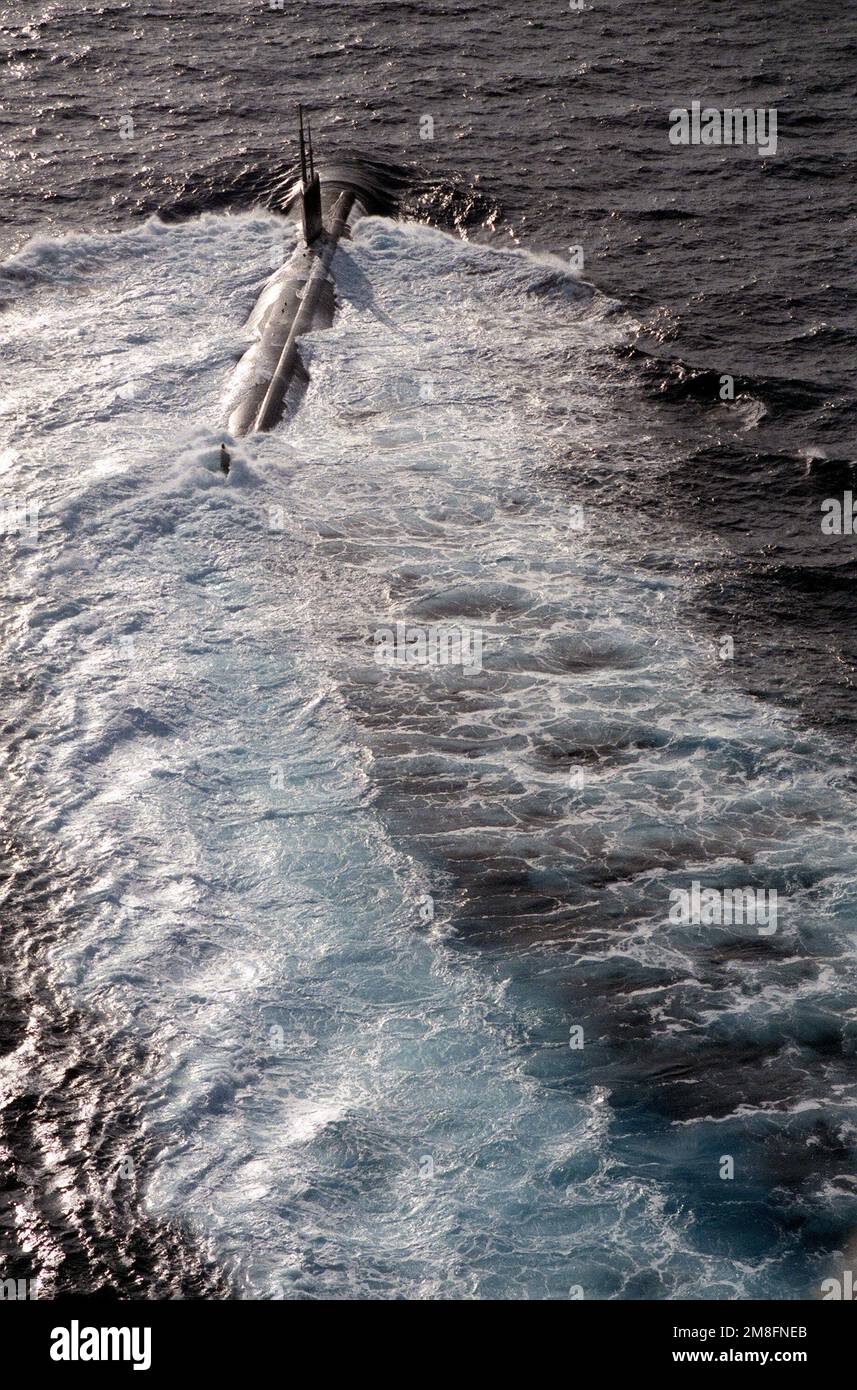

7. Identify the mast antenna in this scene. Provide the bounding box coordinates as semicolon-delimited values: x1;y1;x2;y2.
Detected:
298;104;308;185
297;104;323;245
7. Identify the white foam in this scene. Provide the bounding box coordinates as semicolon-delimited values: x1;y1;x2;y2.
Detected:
1;211;855;1299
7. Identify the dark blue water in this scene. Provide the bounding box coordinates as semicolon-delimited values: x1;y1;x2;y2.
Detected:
4;0;856;726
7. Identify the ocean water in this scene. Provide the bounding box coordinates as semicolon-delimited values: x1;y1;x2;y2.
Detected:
3;0;856;730
2;206;856;1299
2;0;857;1302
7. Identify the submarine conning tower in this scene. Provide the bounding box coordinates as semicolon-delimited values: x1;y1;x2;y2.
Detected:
224;107;368;438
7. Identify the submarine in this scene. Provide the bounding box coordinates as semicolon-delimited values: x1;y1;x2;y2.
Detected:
223;109;375;438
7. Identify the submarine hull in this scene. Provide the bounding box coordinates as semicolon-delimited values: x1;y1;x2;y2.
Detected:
223;186;366;437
